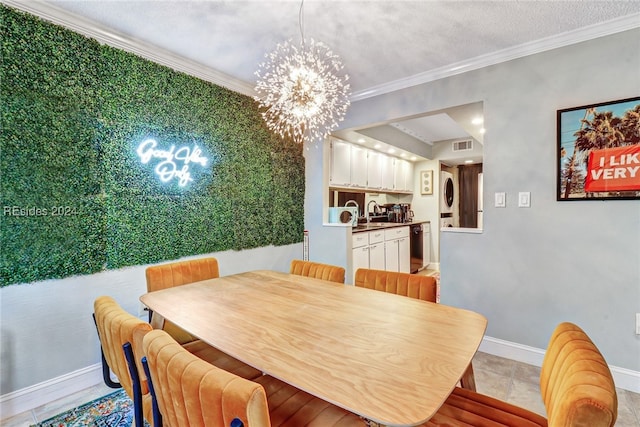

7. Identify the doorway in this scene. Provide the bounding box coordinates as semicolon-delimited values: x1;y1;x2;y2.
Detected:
458;164;483;228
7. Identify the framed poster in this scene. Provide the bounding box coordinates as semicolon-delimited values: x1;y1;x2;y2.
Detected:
557;96;640;201
420;170;434;195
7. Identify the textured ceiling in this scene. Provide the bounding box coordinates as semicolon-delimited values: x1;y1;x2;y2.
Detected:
33;0;640;98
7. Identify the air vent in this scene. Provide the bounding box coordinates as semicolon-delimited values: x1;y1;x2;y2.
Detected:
453;140;473;151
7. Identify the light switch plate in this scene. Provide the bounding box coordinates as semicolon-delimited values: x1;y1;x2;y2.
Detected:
494;192;506;208
518;192;531;208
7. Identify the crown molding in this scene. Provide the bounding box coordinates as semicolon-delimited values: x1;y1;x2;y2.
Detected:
1;0;257;97
350;13;640;102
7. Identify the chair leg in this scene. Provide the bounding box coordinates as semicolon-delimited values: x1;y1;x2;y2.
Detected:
142;356;163;427
124;343;145;427
92;314;121;389
459;362;476;392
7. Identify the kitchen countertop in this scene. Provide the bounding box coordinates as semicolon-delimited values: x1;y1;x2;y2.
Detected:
352;220;429;233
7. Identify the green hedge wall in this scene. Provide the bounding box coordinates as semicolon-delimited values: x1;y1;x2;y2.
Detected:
0;6;304;287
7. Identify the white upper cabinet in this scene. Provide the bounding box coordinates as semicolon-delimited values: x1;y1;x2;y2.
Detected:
394;159;413;192
329;138;351;187
405;161;414;192
350;145;368;188
381;155;395;191
367;150;382;189
328;139;412;194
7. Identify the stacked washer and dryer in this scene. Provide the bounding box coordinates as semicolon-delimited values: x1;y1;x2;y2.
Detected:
440;171;455;228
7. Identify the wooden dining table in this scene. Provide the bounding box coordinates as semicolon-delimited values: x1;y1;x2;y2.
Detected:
140;270;487;426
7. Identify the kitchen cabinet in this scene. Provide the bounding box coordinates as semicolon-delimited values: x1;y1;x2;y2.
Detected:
352;232;369;284
405;161;414;191
329;138;351;187
368;229;385;270
367;150;383;189
328;139;412;194
350;145;368;188
351;229;385;283
384;226;410;273
394;159;414;192
398;236;410;273
352;246;370;282
381;155;395;191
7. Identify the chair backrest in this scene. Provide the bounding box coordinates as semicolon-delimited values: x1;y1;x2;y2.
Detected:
145;257;220;344
289;259;345;283
354;268;437;302
94;296;153;397
146;257;220;292
540;322;617;427
142;329;271;427
94;296;155;426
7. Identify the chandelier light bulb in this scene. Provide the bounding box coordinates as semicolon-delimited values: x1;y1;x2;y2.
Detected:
255;38;351;144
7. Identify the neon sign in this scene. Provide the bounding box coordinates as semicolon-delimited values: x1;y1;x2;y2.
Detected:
136;138;208;187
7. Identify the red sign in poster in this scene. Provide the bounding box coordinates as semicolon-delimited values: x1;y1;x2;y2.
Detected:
585;144;640;192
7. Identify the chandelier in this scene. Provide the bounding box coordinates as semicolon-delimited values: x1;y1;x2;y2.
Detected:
254;1;351;144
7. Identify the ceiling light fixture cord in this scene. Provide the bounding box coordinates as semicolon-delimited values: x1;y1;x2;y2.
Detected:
299;0;305;46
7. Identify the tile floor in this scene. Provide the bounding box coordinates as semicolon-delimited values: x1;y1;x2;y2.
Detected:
3;351;638;426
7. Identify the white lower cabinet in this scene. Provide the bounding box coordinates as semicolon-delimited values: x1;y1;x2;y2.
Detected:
352;232;370;284
352;245;370;281
384;240;399;272
352;226;411;282
352;229;386;283
384;226;410;273
368;230;385;271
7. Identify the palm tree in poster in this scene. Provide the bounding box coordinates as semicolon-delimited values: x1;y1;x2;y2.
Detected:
620;104;640;145
561;108;593;198
574;110;625;153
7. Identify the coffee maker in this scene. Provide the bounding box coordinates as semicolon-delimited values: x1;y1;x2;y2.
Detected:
384;203;412;223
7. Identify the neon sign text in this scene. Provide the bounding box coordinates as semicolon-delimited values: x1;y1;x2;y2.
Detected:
136;138;208;187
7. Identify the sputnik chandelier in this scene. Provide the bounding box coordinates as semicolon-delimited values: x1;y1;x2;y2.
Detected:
254;0;351;144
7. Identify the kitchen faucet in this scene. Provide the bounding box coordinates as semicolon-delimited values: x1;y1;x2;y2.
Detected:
344;200;359;219
366;200;380;223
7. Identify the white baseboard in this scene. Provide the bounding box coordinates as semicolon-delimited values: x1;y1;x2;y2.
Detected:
0;363;103;420
2;336;638;420
480;335;640;394
479;335;547;366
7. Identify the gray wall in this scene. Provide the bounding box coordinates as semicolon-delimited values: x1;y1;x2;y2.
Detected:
0;245;300;394
303;141;350;268
308;29;640;371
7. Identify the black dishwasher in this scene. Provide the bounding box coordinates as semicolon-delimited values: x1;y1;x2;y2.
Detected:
410;223;423;273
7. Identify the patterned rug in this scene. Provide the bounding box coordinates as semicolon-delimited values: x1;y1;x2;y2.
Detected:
32;389;149;427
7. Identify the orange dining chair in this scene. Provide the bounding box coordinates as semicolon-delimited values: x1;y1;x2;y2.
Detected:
141;329;366;427
422;322;617;427
93;296;156;427
354;268;476;390
289;259;346;283
145;257;220;344
94;296;263;427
